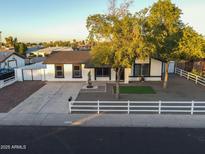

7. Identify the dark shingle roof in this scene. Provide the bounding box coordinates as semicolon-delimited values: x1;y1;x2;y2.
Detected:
0;52;14;63
43;51;91;64
0;51;25;63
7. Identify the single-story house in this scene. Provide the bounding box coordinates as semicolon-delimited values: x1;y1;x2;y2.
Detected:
43;50;163;83
0;51;25;69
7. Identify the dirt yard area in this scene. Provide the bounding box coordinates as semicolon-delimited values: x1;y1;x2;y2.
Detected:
0;81;46;112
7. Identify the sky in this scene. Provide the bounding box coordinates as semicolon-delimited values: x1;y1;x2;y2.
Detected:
0;0;205;42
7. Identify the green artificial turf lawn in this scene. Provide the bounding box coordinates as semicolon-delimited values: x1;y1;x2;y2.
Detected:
114;86;156;94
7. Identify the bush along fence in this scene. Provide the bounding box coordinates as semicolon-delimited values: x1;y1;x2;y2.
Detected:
175;67;205;86
69;101;205;115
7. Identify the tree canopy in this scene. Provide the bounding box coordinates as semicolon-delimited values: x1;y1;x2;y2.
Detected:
4;36;27;55
145;0;205;88
5;36;17;48
176;26;205;60
87;1;153;69
146;0;205;61
146;0;183;62
87;0;154;98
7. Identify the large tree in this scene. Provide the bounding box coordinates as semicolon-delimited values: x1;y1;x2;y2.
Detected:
175;26;205;60
87;0;152;98
5;36;27;55
17;43;28;55
5;36;17;48
146;0;204;88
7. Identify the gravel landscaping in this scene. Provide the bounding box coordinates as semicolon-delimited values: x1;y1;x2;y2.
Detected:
76;75;205;101
0;81;46;112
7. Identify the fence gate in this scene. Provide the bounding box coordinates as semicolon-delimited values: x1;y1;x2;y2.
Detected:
22;69;43;81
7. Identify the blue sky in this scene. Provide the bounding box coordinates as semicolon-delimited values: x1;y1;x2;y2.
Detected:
0;0;205;42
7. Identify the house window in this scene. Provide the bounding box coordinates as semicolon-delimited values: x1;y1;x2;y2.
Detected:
96;68;110;77
73;64;82;78
134;64;150;76
55;64;64;78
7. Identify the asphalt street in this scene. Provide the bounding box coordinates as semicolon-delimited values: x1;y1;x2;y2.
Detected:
0;126;205;154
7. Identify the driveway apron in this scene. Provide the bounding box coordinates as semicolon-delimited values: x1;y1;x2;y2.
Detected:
8;82;84;114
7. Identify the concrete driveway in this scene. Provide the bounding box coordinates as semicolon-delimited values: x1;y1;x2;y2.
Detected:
9;82;84;114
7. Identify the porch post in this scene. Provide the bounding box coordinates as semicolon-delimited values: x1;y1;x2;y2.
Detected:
124;68;131;84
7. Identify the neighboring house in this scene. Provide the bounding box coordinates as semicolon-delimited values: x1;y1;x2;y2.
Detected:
0;51;25;69
28;47;73;57
29;57;47;64
25;57;47;65
26;46;44;57
42;50;163;83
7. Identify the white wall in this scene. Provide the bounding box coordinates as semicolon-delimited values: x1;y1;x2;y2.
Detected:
44;64;117;82
124;68;131;83
150;58;162;76
44;64;92;81
129;77;161;81
15;59;162;82
43;58;162;82
95;77;110;81
15;62;45;81
129;58;162;81
23;70;32;80
15;69;23;81
135;57;150;64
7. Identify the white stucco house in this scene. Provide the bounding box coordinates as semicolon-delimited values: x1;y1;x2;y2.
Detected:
0;51;25;69
41;50;163;83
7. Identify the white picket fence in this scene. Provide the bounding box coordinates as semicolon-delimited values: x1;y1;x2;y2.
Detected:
0;76;16;89
69;101;205;115
175;67;205;86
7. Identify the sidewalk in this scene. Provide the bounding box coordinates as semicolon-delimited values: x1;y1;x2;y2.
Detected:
1;113;205;128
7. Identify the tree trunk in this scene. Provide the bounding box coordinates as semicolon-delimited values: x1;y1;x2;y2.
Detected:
163;62;169;89
115;68;121;99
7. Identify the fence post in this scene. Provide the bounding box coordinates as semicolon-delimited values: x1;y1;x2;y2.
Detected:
69;101;72;114
0;80;3;89
187;72;189;80
97;100;100;114
195;76;198;84
191;101;194;115
128;100;130;114
158;101;161;114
